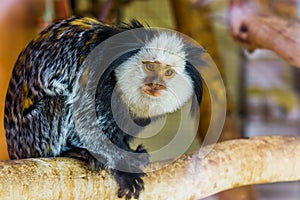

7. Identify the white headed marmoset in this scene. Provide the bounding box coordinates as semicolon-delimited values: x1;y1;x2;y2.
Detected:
4;16;203;199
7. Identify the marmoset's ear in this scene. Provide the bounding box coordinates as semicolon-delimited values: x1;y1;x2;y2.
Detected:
97;49;141;90
185;61;203;116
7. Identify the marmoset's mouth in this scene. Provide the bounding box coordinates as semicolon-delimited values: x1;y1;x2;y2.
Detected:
143;88;162;97
142;83;166;97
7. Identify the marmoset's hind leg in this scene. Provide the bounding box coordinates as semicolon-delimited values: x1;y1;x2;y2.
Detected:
61;145;147;199
60;147;104;170
111;144;148;199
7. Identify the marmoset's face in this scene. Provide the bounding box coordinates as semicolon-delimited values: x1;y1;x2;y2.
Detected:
115;57;194;118
141;61;176;97
114;33;195;118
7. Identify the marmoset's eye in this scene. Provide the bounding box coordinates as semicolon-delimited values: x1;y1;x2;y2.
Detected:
165;69;175;77
145;63;155;71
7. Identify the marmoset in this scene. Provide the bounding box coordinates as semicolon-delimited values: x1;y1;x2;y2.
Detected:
4;16;203;199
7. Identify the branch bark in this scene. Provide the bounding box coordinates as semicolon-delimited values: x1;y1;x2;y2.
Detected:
0;136;299;199
228;0;300;67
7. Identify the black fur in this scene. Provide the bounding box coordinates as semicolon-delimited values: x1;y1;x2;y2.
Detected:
4;16;147;199
185;61;203;115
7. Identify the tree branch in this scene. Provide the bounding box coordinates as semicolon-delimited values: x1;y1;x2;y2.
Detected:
98;0;113;22
228;0;300;67
0;136;299;199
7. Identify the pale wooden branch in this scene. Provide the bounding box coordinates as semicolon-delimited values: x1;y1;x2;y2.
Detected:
0;136;299;199
228;0;300;67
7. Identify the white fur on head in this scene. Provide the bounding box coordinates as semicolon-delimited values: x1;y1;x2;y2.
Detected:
114;32;194;118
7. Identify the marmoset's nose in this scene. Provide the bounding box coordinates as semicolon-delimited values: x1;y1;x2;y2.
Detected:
146;83;166;90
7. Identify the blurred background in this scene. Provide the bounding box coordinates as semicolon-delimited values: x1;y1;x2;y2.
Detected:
0;0;299;199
